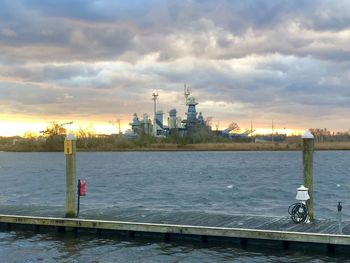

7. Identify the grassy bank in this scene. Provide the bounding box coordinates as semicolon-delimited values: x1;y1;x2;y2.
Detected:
2;141;350;152
137;142;350;151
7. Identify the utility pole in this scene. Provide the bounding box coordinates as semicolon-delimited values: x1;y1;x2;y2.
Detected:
272;120;274;142
215;123;219;132
251;120;254;143
117;119;121;134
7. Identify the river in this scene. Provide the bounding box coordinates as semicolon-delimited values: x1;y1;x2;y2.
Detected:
0;151;349;262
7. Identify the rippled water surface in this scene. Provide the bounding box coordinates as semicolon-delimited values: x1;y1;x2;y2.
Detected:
1;151;350;262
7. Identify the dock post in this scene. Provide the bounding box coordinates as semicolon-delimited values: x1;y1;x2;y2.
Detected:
302;131;314;221
64;134;77;218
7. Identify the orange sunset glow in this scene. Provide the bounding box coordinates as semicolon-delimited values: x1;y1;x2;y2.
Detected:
0;115;130;137
0;116;305;137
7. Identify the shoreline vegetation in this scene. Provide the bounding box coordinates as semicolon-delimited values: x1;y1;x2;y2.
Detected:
1;136;350;152
2;122;349;152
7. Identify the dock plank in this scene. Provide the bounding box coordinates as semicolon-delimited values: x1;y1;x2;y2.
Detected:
1;208;350;247
1;213;350;246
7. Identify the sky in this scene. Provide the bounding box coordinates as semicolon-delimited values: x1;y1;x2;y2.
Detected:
1;0;350;136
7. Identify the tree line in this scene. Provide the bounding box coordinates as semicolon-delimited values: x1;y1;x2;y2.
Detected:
0;122;349;152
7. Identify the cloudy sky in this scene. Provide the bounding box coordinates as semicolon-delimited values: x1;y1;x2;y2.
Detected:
1;0;350;135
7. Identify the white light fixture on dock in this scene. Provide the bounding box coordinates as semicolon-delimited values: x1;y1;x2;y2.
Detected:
296;185;310;204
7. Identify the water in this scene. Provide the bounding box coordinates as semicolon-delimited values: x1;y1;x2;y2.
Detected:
0;151;350;262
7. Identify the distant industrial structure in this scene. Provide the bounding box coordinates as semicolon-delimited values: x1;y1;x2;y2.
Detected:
127;86;210;138
126;86;276;141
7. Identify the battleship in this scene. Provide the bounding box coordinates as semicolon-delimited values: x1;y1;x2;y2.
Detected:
126;85;209;138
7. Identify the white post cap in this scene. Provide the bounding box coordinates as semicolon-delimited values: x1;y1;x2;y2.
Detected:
65;133;76;141
302;131;314;139
297;185;309;191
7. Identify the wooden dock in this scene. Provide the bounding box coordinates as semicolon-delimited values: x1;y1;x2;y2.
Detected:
1;209;350;252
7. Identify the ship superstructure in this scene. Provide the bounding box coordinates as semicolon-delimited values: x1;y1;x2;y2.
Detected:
128;85;208;138
125;85;263;141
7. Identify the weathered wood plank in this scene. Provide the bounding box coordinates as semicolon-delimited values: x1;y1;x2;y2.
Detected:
254;217;288;230
1;214;350;246
82;209;349;237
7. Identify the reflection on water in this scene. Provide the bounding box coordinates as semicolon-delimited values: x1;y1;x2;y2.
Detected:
0;230;348;263
1;151;350;262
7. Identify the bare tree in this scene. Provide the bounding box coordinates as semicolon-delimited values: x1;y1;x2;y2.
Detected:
40;121;73;137
76;126;96;148
23;131;39;140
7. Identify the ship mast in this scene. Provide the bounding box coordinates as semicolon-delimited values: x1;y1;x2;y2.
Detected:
184;83;190;105
152;91;159;136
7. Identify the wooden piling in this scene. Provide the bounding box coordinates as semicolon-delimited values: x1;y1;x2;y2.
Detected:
282;240;289;250
302;131;314;221
240;238;248;248
64;134;77;218
164;233;171;241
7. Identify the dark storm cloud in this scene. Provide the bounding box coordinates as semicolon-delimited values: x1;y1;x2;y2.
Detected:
21;0;157;22
1;0;350;62
0;82;59;106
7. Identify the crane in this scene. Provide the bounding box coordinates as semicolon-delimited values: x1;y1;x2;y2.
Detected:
222;122;239;135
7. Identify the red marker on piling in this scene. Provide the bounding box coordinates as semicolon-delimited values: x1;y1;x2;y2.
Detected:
77;179;86;217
